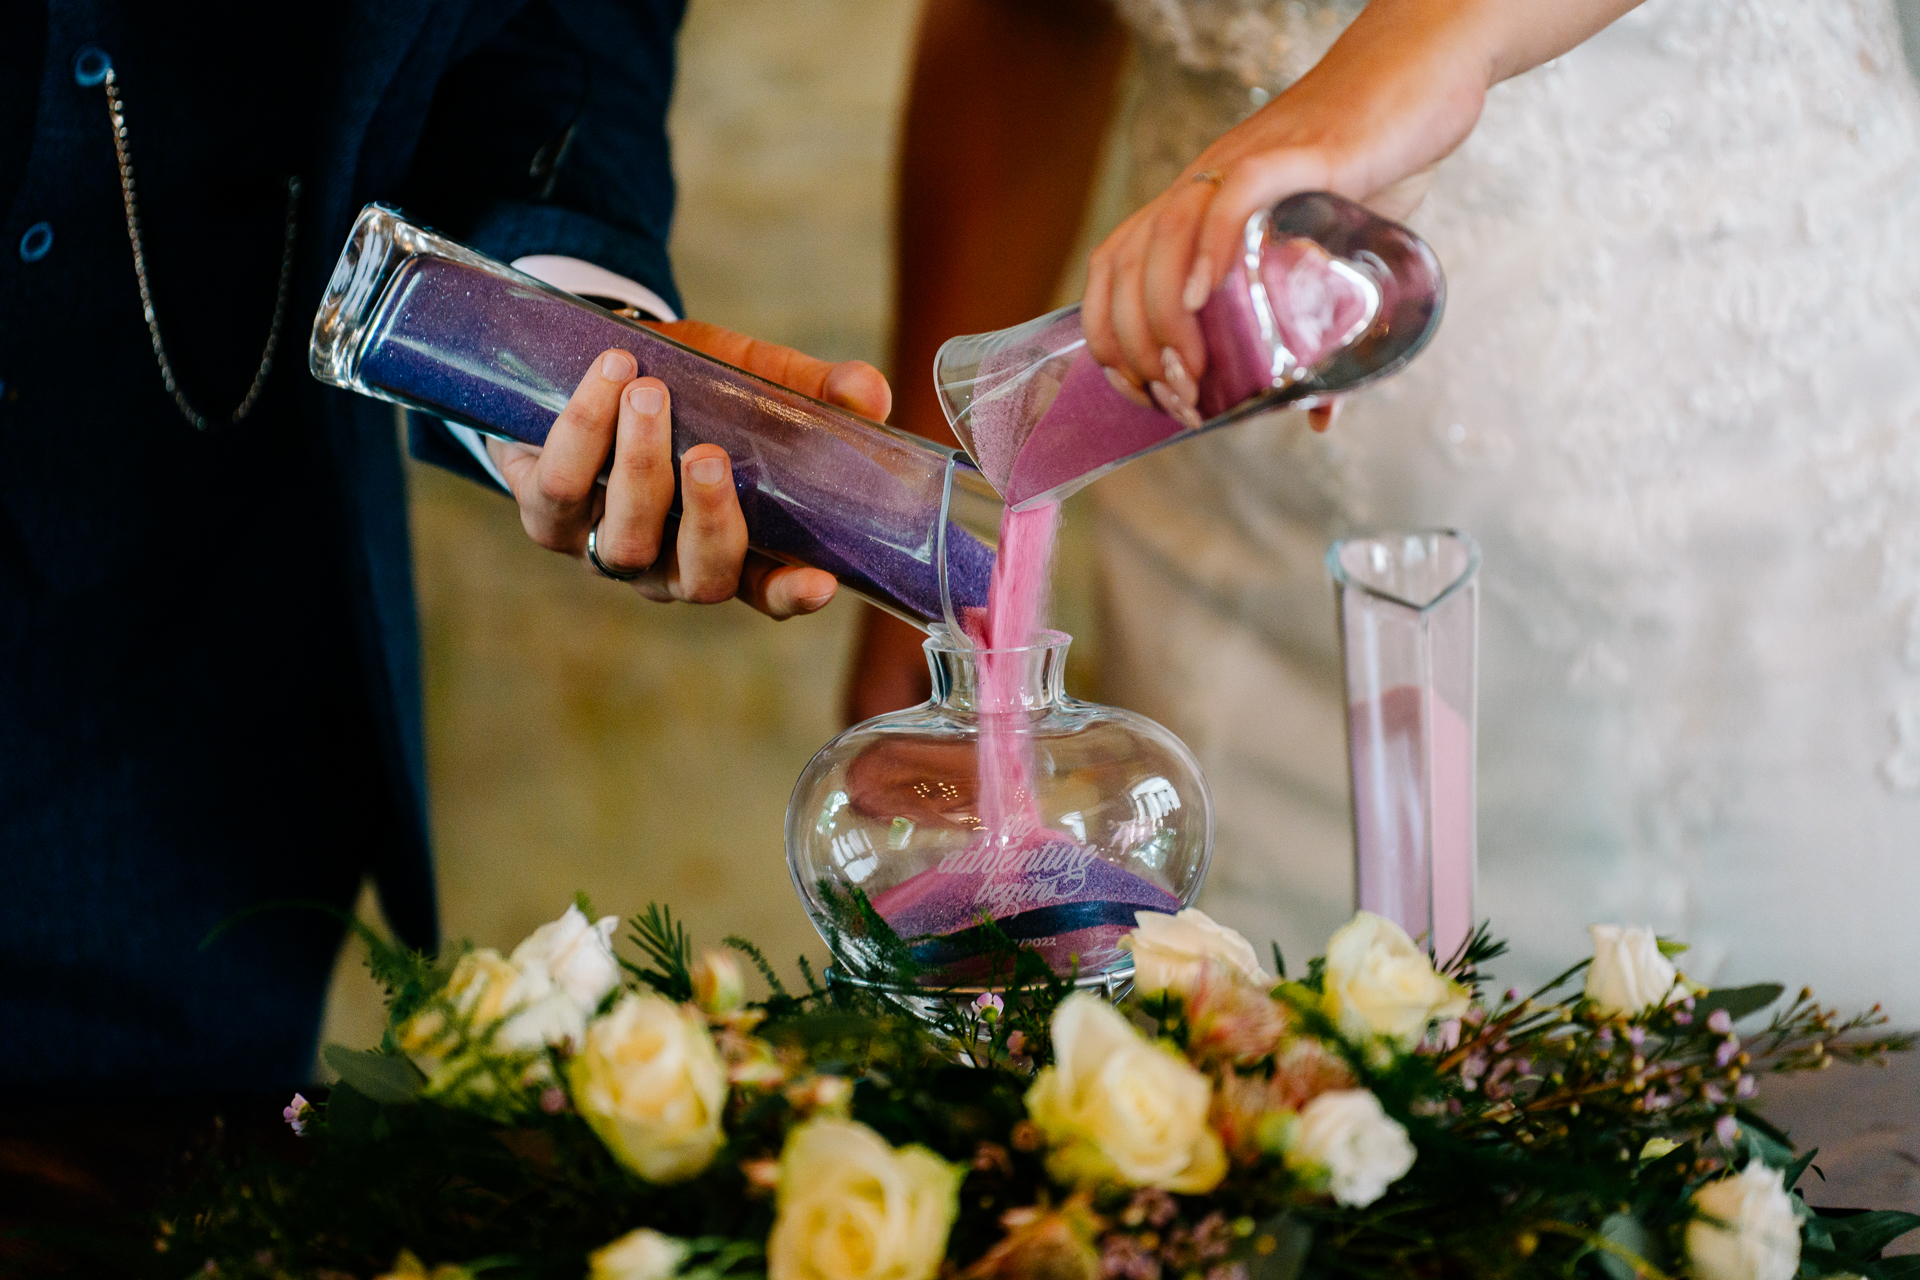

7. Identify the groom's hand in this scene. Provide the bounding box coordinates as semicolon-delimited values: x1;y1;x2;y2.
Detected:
487;320;892;619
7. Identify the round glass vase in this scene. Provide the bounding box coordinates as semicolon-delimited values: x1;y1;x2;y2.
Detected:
786;628;1212;1009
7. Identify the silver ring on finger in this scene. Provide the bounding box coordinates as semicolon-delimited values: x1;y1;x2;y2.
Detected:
587;523;647;582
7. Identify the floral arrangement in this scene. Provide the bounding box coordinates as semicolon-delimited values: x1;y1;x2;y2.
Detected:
159;899;1917;1280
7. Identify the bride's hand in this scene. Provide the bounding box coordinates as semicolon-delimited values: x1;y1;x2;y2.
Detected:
1083;0;1641;417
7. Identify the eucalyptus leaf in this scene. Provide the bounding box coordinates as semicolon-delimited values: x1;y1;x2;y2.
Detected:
1782;1146;1821;1192
321;1078;385;1144
1597;1213;1665;1280
1824;1210;1920;1260
1246;1213;1313;1280
322;1044;425;1104
1694;983;1786;1022
1734;1120;1799;1173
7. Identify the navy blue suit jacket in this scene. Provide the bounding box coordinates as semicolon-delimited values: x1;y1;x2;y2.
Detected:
0;0;686;1091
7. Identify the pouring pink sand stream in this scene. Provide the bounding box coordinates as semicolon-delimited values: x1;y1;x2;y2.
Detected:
867;500;1183;978
868;232;1390;979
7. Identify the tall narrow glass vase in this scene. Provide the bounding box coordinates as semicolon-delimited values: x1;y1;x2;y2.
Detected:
1327;531;1480;962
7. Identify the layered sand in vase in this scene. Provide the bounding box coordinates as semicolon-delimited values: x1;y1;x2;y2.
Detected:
1349;683;1474;961
867;483;1177;980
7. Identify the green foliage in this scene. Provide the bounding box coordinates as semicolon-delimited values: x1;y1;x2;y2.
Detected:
1441;921;1509;993
627;903;695;1001
723;935;790;1000
321;1045;425;1105
153;902;1917;1280
1693;984;1786;1023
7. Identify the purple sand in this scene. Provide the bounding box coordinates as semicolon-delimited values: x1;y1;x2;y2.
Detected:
870;829;1181;977
353;257;992;624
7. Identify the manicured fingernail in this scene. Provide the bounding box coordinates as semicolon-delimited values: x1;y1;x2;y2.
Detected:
797;589;835;612
1150;380;1203;430
1102;365;1153;407
688;456;728;486
1182;257;1213;312
1161;347;1199;406
629;384;664;415
601;350;635;381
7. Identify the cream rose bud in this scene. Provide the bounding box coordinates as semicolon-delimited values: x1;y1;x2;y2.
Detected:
769;1117;960;1280
510;904;622;1013
1584;925;1681;1017
1320;912;1470;1049
1124;909;1272;1000
590;1229;692;1280
1287;1089;1416;1208
692;950;747;1017
568;992;729;1183
1024;994;1227;1194
1686;1164;1803;1280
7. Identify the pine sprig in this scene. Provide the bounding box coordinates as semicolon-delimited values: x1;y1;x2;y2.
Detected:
723;935;790;1000
626;903;696;1001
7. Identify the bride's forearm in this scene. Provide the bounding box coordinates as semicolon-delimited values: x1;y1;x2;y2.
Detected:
1085;0;1644;394
1325;0;1646;95
1471;0;1648;84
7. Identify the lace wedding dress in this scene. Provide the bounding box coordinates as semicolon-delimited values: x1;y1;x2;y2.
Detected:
1095;0;1920;1037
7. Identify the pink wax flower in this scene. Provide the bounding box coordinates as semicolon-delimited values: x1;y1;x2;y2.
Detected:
282;1093;311;1135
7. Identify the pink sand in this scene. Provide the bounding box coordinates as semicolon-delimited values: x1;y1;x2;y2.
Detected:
869;500;1180;977
1349;683;1474;961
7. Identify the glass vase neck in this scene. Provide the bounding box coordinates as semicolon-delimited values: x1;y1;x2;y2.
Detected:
923;627;1069;713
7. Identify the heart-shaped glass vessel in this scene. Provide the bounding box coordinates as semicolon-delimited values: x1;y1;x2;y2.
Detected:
787;628;1212;1004
934;191;1445;510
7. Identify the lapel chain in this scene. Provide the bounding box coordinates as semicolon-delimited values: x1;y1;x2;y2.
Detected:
100;65;300;431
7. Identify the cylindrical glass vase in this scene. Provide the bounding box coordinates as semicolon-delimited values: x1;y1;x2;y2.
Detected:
787;628;1213;1004
1328;531;1480;963
934;192;1444;510
310;204;1002;629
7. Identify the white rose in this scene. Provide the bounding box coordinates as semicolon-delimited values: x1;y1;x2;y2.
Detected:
1024;994;1227;1193
568;992;729;1182
769;1117;960;1280
1124;909;1272;1000
511;904;622;1014
398;949;584;1094
1584;925;1681;1017
1320;913;1470;1049
1286;1088;1416;1208
1687;1164;1803;1280
590;1229;692;1280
